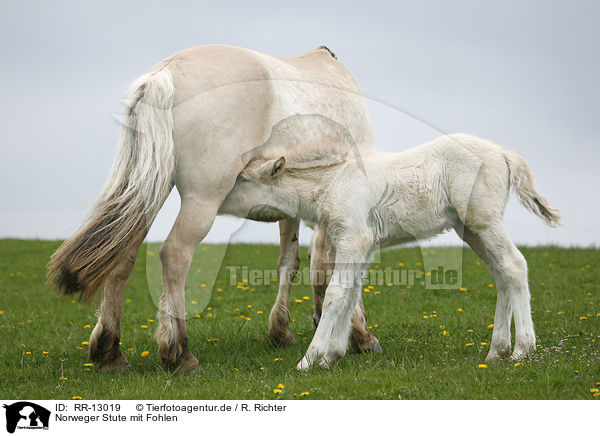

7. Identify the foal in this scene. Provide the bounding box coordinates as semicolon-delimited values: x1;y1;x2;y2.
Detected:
220;133;560;370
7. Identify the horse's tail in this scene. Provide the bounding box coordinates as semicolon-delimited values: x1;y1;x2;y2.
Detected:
47;68;176;303
504;150;561;227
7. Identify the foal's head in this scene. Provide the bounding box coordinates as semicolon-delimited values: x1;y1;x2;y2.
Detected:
220;141;350;219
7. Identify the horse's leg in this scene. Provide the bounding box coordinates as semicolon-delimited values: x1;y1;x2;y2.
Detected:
89;238;144;371
309;225;382;354
459;223;535;360
456;225;512;360
298;237;370;370
155;198;219;372
268;218;300;346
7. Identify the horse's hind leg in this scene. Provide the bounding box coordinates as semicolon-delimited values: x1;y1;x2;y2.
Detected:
310;225;382;354
89;238;144;371
456;225;512;360
458;223;535;360
155;198;218;372
268;218;300;347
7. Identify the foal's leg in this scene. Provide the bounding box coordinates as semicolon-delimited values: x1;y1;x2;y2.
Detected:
309;225;381;354
298;237;371;370
89;240;144;371
155;199;219;372
268;218;300;347
462;223;535;360
457;226;512;360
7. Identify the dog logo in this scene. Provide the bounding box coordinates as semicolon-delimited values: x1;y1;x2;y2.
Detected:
3;402;50;433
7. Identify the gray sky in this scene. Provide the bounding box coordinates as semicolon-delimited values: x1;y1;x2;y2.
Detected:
1;0;598;246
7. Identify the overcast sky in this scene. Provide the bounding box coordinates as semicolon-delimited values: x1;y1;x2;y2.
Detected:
1;0;598;247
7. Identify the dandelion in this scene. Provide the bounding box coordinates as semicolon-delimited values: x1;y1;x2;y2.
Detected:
244;317;251;321
294;299;303;303
247;305;252;308
487;324;494;329
81;341;89;345
467;329;474;333
207;338;219;342
42;351;49;355
141;351;149;357
191;301;197;305
257;311;263;314
194;314;201;318
514;362;522;367
303;296;310;300
216;288;223;292
277;383;285;389
274;357;282;362
460;287;467;291
25;351;31;355
140;325;148;329
579;316;588;320
465;343;474;347
488;284;494;288
442;330;449;336
457;308;463;312
478;364;488;369
72;396;83;400
590;388;599;393
300;392;310;397
273;389;282;394
480;342;488;346
83;324;91;328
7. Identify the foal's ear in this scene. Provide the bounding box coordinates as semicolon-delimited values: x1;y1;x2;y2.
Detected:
270;157;286;178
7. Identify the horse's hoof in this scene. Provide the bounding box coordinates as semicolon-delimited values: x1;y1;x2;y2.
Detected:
312;315;320;329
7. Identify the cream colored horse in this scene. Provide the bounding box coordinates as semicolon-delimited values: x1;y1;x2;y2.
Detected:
47;45;380;371
221;134;560;370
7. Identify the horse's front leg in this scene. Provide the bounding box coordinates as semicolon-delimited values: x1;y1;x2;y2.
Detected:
298;238;371;370
309;225;382;354
268;218;300;347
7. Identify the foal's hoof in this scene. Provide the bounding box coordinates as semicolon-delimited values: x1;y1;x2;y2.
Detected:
312;315;320;329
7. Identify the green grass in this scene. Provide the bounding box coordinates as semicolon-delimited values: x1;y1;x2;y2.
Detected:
0;239;598;400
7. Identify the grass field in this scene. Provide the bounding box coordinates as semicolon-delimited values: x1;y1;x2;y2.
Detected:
0;239;598;400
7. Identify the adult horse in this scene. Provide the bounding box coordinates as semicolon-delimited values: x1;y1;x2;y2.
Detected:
47;44;380;371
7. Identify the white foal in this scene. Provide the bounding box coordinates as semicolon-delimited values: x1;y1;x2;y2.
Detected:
221;133;561;370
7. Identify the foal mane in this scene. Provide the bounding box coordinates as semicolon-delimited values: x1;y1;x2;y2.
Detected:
283;141;351;170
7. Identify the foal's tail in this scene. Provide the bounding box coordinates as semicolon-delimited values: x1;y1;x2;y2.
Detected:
47;69;176;303
504;150;561;227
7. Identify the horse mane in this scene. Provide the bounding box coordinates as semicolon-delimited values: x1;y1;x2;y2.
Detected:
283;140;351;170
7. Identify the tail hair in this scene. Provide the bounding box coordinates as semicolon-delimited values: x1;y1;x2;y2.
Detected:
505;151;561;227
47;69;176;303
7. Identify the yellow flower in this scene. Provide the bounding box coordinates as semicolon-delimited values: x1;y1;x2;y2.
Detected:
303;296;310;300
465;343;474;347
480;342;488;346
488;284;494;288
83;324;91;328
277;383;285;389
72;396;83;400
194;314;201;318
81;341;89;345
257;311;263;314
457;308;463;312
244;317;251;321
83;363;94;367
590;388;600;393
191;300;197;305
274;357;282;362
273;389;282;394
141;351;149;357
514;362;522;367
295;299;303;303
467;329;474;333
300;392;310;397
247;305;252;308
140;325;148;329
25;351;31;355
42;351;49;355
442;330;449;336
207;338;219;342
487;324;494;329
478;364;488;368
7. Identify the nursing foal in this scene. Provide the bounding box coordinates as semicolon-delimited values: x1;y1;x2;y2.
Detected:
220;133;561;370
